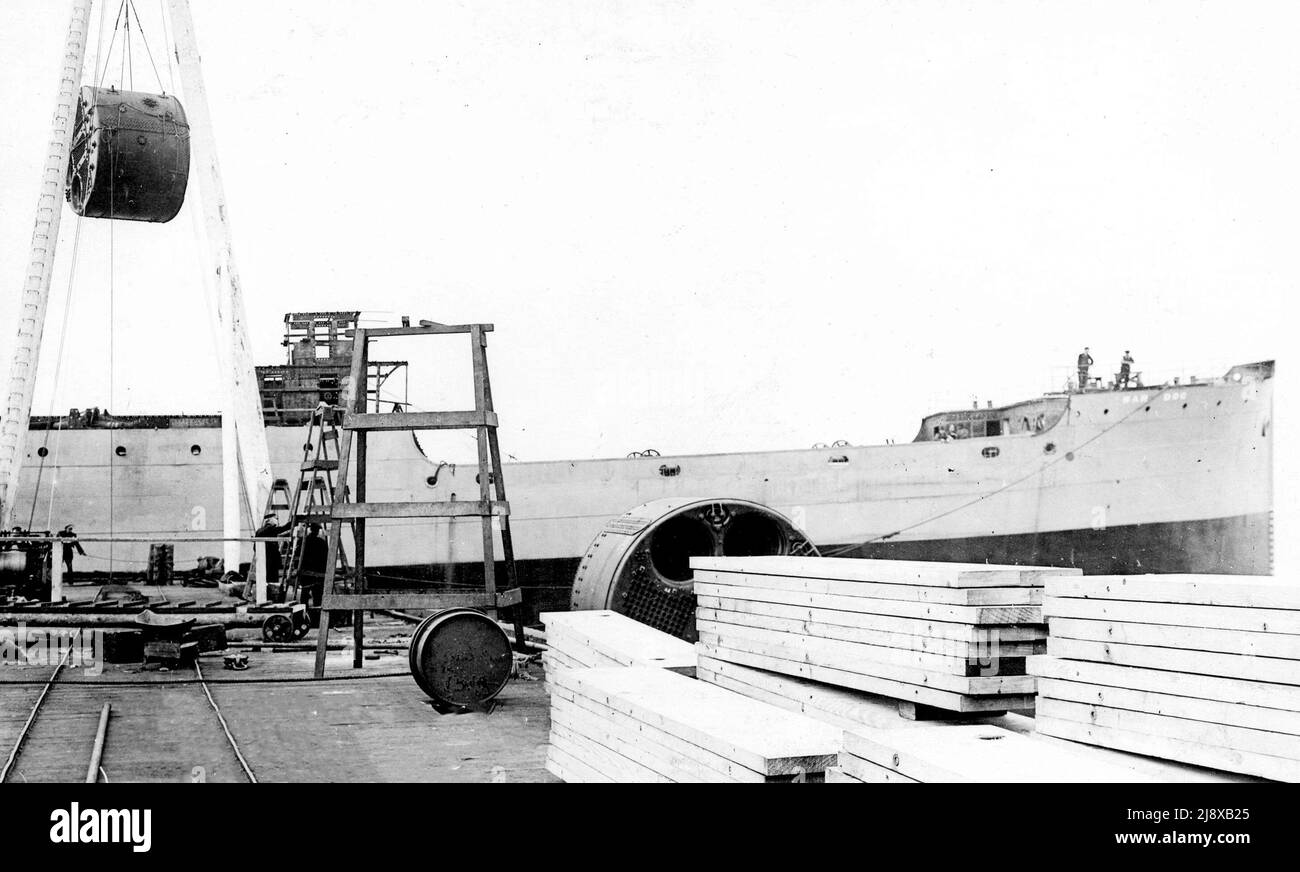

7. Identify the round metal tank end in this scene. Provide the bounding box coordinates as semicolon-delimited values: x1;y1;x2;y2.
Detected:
570;497;818;641
408;608;513;708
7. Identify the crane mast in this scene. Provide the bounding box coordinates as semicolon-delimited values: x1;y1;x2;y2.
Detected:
0;0;272;598
0;0;92;526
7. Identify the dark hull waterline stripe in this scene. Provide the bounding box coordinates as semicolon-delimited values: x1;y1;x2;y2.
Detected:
352;512;1272;619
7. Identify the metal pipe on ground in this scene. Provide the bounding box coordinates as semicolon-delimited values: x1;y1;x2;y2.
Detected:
85;703;110;784
0;613;287;628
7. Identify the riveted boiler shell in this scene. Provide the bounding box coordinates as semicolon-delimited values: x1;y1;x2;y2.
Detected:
570;497;818;641
66;86;190;223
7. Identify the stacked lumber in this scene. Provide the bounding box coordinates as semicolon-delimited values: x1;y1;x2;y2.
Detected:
540;610;695;680
545;666;841;782
698;653;1030;733
1031;574;1300;782
692;556;1074;716
829;723;1157;783
701;655;1251;782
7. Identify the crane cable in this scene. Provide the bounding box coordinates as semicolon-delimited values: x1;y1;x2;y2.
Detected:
820;385;1175;557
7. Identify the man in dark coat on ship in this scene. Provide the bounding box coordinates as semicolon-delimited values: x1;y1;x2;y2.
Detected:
1118;351;1134;389
57;524;85;579
298;523;330;609
1077;347;1094;390
254;513;292;593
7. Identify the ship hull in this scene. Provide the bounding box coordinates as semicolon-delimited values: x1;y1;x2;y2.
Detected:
15;372;1272;597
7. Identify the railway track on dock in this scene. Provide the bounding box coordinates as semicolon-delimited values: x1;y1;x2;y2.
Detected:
0;648;256;784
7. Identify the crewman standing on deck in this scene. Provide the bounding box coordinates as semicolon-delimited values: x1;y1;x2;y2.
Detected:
254;513;291;590
57;524;85;578
1118;351;1134;389
1077;347;1094;390
299;523;329;609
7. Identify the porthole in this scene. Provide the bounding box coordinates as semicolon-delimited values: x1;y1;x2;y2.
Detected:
1103;409;1109;415
115;446;126;457
1065;452;1075;461
190;444;202;456
37;446;48;458
426;476;438;487
1145;406;1151;412
1044;442;1056;454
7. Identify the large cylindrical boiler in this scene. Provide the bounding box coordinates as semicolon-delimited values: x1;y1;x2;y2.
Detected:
66;86;190;223
570;497;818;641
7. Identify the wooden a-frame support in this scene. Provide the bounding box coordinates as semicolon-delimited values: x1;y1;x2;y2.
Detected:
312;322;524;678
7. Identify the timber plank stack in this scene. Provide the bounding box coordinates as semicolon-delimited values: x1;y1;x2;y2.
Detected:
545;666;841;782
829;722;1158;783
697;653;1032;734
692;556;1076;717
540;610;696;682
1030;574;1300;782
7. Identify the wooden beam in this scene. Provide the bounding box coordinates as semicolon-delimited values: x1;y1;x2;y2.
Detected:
1045;574;1299;609
841;723;1156;783
1028;654;1300;711
699;640;1033;713
1037;699;1300;775
692;556;1079;587
363;324;491;337
541;610;695;672
320;589;522;610
1046;616;1300;659
695;594;1044;642
344;410;497;431
694;580;1042;625
698;627;1035;694
698;607;1043;659
327;500;508;519
1043;595;1300;634
693;568;1042;606
696;655;1034;735
549;666;841;778
1036;677;1300;737
1033;716;1288;782
1044;636;1300;686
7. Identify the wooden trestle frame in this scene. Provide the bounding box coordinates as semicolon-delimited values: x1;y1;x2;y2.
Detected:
312;322;524;678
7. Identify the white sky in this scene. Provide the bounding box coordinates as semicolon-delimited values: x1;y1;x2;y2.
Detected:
1;0;1295;463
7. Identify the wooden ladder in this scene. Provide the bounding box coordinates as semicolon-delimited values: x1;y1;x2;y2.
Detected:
285;404;352;593
312;322;524;677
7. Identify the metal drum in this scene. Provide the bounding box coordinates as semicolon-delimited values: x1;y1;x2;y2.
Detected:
570;497;818;641
0;551;26;576
66;86;190;223
408;608;513;708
